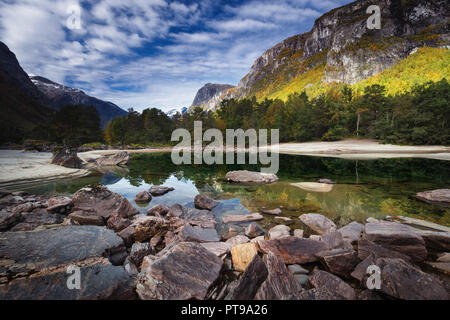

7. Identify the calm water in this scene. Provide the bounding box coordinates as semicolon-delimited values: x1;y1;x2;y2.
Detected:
23;153;450;230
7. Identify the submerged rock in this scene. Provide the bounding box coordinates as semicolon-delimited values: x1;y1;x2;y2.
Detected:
223;213;263;224
261;208;282;215
178;225;220;243
0;226;134;300
291;182;333;193
225;170;278;184
299;213;337;235
194;194;219;210
136;242;223;300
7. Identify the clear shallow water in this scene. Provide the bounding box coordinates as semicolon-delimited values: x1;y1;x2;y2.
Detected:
22;152;450;229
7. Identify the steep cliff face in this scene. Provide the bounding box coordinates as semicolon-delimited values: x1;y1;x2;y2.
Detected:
191;83;235;108
30;76;127;128
203;0;449;108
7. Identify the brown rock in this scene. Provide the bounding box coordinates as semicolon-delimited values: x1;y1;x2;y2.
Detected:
129;242;155;267
257;237;328;264
51;150;82;168
309;270;356;300
118;225;135;247
194;194;219;210
261;208;282;215
227;254;268;300
150;235;162;247
254;252;302;300
363;221;427;262
134;191;152;203
106;213;132;232
426;262;450;275
0;211;22;231
299;213;337;235
95;151;129;167
225;235;250;246
417;230;450;252
68;210;104;226
245;223;265;238
147;204;170;217
225;170;278;184
178;225;220;243
149;185;174;196
231;242;258;272
318;249;360;278
200;242;233;257
415;189;450;207
132;216;168;243
136;242;223;300
72;186;138;220
268;224;290;240
46;196;73;214
337;221;364;244
357;239;412;262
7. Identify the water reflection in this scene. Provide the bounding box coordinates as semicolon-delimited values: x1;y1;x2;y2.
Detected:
23;153;450;227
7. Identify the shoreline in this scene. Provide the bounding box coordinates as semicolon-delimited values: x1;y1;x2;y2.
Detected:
1;139;449;188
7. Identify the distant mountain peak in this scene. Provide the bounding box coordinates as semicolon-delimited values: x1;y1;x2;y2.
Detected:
191;83;235;107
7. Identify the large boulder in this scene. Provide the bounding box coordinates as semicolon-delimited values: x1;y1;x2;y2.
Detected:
308;270;356;300
194;194;219;210
136;242;223;300
415;189;450;207
299;213;337;235
363;221;427;262
374;258;448;300
0;226;134;300
9;210;64;231
257;237;328;264
317;249;360;278
51;150;82;169
254;252;302;300
225;170;278;185
95;151;129;167
72;186;139;221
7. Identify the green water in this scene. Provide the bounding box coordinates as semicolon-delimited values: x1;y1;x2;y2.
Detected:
23;153;450;229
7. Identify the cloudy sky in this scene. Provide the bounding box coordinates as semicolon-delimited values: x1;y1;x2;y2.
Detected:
0;0;352;112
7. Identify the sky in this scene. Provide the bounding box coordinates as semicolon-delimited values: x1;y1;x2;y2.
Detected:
0;0;353;112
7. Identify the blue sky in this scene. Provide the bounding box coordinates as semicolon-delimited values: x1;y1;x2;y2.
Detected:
0;0;352;112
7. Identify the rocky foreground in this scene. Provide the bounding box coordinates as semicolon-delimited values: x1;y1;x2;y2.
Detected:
0;184;449;300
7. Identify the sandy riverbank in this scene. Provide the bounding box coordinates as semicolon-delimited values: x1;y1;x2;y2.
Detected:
0;150;91;189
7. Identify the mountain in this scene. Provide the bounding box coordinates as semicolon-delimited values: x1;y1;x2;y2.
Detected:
190;83;235;109
30;75;127;128
200;0;449;109
0;41;54;144
166;107;187;118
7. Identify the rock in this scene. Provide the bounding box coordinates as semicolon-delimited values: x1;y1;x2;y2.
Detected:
366;217;379;223
136;242;223;300
194;194;219;210
437;252;450;262
318;249;360;278
261;208;282;215
251;235;265;243
294;274;309;287
374;257;448;300
274;216;293;223
0;211;22;231
0;189;11;198
51;149;82;168
46;196;73;214
363;221;427;262
309;270;356;300
231;242;259;272
255;252;302;300
134;191;152;203
106;213;132;232
164;231;178;246
426;262;450;275
387;216;450;233
225;170;278;184
357;239;412;263
150;235;162;247
223;213;263;224
130;242;155;267
147;204;170;217
95;151;129;167
258;237;328;264
222;225;239;240
0;226;134;299
178;225;220;243
124;258;139;276
118;225;135;247
180;207;217;229
226;254;268;300
293;229;304;238
310;235;321;241
291;182;333;193
245;223;265;238
288;264;309;275
299;213;337;235
200;242;233;257
72;186;138;220
68;210;104;226
225;235;250;246
11;202;34;214
415;189;450;207
167;204;184;217
149;185;174;196
9;210;64;231
416;230;450;252
337;221;364;244
268;224;291;240
318;178;336;184
320;231;353;250
132;216;168;243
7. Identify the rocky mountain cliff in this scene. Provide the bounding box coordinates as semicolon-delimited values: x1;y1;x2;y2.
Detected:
201;0;449;109
30;76;127;128
0;42;53;143
191;83;235;109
